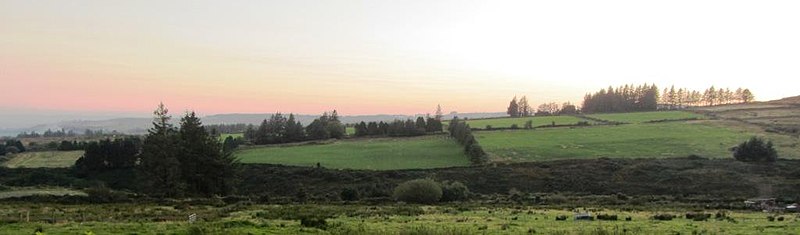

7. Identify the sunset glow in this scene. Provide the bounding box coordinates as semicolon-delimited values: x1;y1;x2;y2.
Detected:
2;0;799;118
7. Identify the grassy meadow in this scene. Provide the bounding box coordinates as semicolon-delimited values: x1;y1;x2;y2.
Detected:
476;121;755;161
0;204;797;234
586;111;705;123
235;135;469;170
2;150;83;168
457;115;592;129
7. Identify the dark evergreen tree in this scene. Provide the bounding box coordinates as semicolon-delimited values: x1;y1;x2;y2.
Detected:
507;96;520;117
367;121;380;135
284;114;306;142
137;103;185;197
178;111;239;196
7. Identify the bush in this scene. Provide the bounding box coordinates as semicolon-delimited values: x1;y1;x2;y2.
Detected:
596;214;618;221
524;120;533;129
732;137;778;162
652;214;674;221
300;216;327;229
340;187;359;201
440;181;469;202
510;124;519;129
393;179;442;204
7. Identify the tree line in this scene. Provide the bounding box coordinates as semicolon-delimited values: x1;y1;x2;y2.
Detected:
0;140;26;156
207;123;250;134
243;111;345;145
73;103;239;197
507;96;580;117
353;116;443;137
17;129;117;138
660;85;754;109
447;117;488;165
581;84;660;113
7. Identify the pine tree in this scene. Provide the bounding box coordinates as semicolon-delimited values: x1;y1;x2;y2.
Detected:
138;103;185;197
435;104;444;120
178;111;238;196
507;96;519;117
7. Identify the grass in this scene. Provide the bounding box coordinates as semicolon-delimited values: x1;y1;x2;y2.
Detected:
448;115;592;129
0;204;797;234
2;150;84;168
586;111;705;123
235;135;470;170
0;187;86;199
476;121;758;161
219;133;244;141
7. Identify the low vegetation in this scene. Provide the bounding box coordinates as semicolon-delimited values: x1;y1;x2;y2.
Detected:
235;135;469;170
587;111;705;124
477;121;760;161
2;151;84;168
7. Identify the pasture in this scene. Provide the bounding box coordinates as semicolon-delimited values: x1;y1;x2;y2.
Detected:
235;135;469;170
475;121;759;161
2;150;83;168
586;110;705;123
460;115;592;129
0;204;796;234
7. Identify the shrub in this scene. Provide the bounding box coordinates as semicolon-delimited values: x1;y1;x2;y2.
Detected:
510;124;519;129
393;179;442;204
4;146;19;154
732;137;778;162
652;214;674;221
555;215;568;221
440;181;469;202
340;187;359;201
596;214;618;221
524;120;533;129
300;216;327;229
485;125;492;130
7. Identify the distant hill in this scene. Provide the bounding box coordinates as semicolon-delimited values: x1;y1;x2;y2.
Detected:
769;95;800;105
8;112;506;136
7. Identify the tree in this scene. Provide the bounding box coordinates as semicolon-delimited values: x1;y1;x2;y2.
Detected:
415;117;427;132
732;137;777;162
518;96;532;117
434;104;444;120
74;137;140;177
137;103;185;197
741;89;754;103
560;102;578;115
177;111;239;196
305;119;329;140
354;122;368;137
284;114;306;142
507;96;519;117
367;122;380;135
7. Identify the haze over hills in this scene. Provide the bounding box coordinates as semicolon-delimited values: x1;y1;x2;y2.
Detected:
0;112;506;137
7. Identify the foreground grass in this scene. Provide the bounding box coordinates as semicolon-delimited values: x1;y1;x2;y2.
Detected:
586;111;705;123
0;187;86;199
1;204;797;234
2;151;83;168
235;135;469;170
477;121;757;161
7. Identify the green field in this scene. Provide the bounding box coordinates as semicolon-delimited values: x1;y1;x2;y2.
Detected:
587;111;705;123
220;133;244;140
2;150;83;168
456;115;591;129
236;135;469;170
0;204;795;234
476;121;755;161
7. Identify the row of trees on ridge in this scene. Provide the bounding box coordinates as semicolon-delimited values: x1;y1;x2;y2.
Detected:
353;117;443;137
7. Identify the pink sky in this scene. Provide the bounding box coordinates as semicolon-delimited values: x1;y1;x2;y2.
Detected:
2;1;798;118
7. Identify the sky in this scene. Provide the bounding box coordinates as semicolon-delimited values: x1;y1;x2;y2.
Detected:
1;0;799;127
